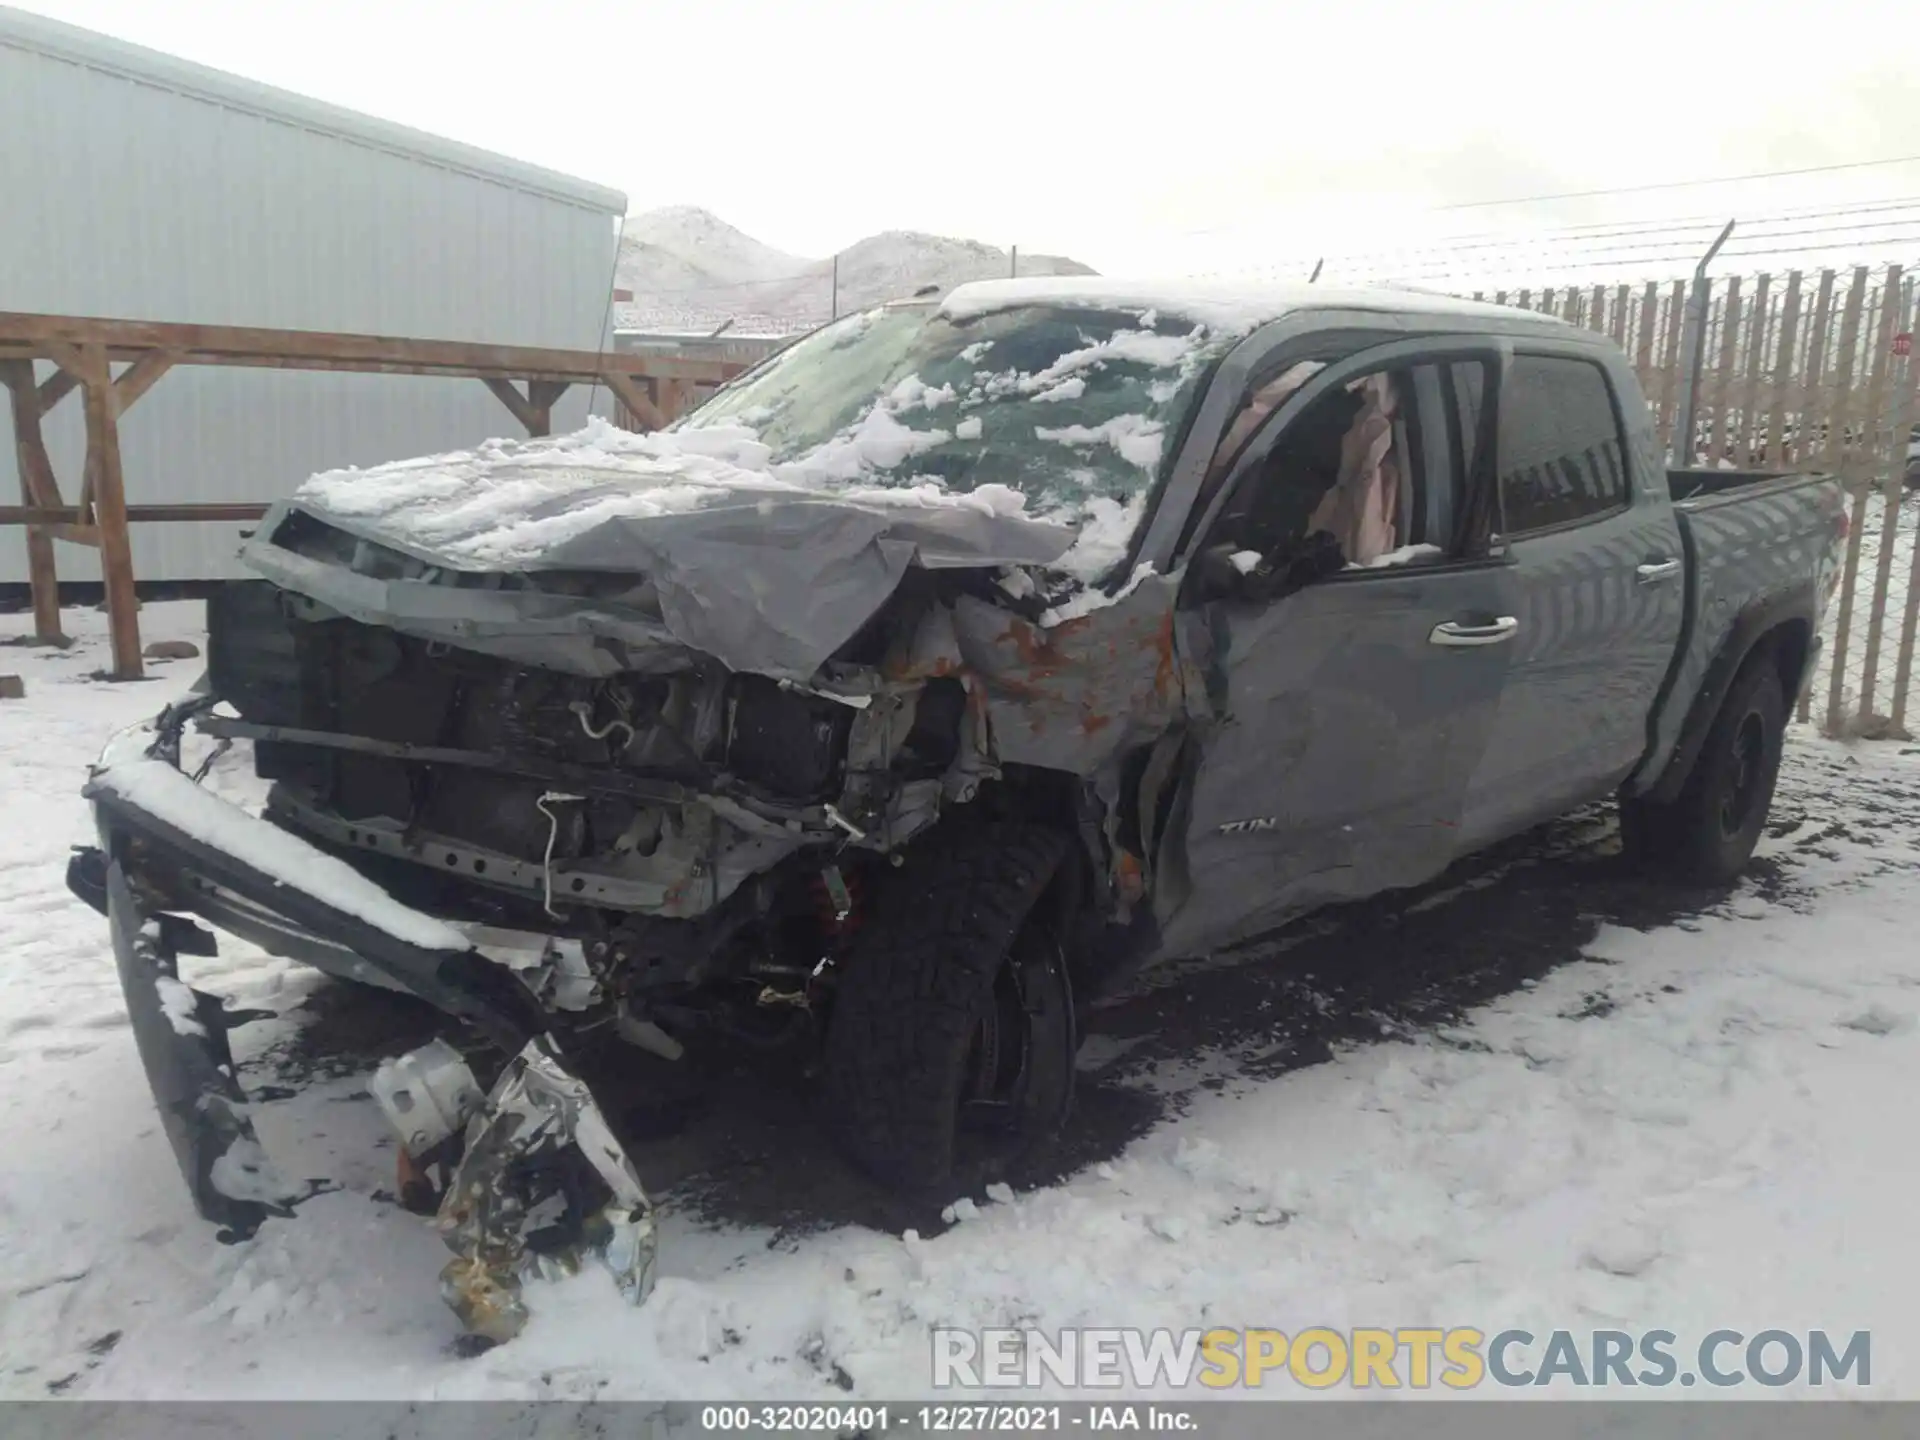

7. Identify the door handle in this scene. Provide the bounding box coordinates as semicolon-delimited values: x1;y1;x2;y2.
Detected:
1636;558;1682;584
1429;616;1519;647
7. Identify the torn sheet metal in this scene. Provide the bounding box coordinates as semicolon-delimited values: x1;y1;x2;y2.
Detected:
243;486;1078;683
947;571;1198;774
433;1039;657;1345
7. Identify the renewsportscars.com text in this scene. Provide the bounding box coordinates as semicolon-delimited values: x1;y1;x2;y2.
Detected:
931;1327;1871;1390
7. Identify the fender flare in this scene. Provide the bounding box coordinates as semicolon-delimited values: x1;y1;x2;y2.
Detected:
1640;586;1816;806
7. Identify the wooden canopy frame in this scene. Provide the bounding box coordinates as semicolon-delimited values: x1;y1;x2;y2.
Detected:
1;311;745;679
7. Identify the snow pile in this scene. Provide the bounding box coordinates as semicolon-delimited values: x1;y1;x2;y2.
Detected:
1035;415;1166;473
973;323;1198;404
1051;495;1148;584
1040;559;1157;627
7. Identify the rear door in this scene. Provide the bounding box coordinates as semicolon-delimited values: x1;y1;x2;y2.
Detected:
1156;339;1522;960
1455;351;1686;850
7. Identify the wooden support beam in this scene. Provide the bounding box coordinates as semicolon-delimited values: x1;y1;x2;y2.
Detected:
72;344;143;679
479;377;571;438
598;371;667;431
528;380;569;437
38;365;80;415
41;340;88;382
113;350;176;414
59;352;179;526
482;377;543;434
1;360;67;643
1;361;65;509
0;310;745;387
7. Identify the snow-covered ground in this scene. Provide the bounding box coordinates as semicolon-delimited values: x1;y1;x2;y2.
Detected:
3;601;1918;1401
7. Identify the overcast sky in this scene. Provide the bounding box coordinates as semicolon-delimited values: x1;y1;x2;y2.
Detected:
14;0;1920;278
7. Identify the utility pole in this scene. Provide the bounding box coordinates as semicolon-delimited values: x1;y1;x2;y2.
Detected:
830;253;839;320
1010;245;1018;278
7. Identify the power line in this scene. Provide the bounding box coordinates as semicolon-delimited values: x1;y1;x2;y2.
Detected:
1373;215;1920;272
1171;155;1920;243
1354;236;1920;286
1257;197;1920;274
1430;153;1920;212
1219;207;1920;290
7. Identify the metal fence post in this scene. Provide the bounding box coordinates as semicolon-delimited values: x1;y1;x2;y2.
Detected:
1670;219;1736;467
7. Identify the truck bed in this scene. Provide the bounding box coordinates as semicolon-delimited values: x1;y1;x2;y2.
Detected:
1636;468;1846;790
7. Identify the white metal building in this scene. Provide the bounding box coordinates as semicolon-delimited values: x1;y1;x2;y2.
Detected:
0;4;626;584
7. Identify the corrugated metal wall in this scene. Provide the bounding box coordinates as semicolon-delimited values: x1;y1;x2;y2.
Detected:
0;10;624;584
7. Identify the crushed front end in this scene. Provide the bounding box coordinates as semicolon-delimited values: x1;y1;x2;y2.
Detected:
67;298;1218;1340
68;551;1013;1344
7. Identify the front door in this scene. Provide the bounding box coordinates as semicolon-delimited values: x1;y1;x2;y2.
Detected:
1155;345;1520;960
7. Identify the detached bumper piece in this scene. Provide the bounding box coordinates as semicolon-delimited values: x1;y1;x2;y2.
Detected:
376;1039;659;1345
100;854;298;1238
77;724;658;1343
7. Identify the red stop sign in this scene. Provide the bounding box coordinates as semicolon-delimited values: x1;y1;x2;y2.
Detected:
1896;332;1914;358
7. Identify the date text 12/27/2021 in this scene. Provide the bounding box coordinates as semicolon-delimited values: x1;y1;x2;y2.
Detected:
698;1404;1202;1433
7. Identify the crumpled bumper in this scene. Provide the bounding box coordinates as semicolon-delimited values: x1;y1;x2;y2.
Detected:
72;718;657;1343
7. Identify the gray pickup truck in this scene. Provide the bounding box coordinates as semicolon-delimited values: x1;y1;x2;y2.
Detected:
70;278;1846;1342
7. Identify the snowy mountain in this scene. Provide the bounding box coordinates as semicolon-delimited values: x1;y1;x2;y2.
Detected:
616;205;808;292
613;207;1097;337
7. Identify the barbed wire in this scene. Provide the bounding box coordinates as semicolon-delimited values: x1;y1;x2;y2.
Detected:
1168;153;1920;242
1236;199;1920;276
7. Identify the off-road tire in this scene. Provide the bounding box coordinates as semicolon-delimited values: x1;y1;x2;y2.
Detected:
1622;657;1786;885
823;823;1074;1191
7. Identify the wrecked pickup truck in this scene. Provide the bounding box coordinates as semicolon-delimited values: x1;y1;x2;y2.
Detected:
70;277;1847;1342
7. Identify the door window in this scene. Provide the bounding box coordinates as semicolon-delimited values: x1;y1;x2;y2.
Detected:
1198;358;1494;595
1496;355;1630;536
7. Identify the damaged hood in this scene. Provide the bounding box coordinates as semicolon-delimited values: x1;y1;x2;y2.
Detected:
240;424;1081;681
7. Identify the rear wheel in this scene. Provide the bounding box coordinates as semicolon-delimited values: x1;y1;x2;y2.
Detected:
822;824;1076;1191
1622;657;1786;885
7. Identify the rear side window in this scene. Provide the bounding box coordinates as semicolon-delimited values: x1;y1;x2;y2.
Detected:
1497;356;1629;535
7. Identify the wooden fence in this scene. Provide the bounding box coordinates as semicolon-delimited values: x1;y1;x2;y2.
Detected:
1474;267;1920;738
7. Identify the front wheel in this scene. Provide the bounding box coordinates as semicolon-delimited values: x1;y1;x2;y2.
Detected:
821;824;1077;1191
1622;658;1786;885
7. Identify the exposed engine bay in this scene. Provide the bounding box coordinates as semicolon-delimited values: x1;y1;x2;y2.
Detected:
200;564;1025;1022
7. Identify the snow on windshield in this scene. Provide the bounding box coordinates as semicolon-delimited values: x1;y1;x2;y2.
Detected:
291;303;1226;587
683;301;1226;556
